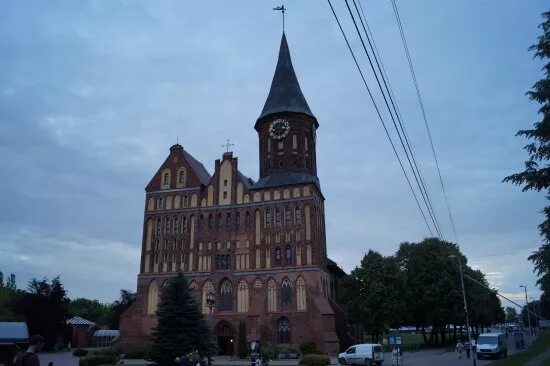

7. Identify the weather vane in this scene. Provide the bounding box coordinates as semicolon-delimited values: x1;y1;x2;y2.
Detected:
222;139;234;152
273;5;286;32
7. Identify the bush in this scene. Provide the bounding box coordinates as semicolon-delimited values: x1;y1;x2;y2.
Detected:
299;354;330;366
124;345;152;359
73;349;89;357
299;341;321;355
262;345;279;361
79;355;118;366
92;348;121;357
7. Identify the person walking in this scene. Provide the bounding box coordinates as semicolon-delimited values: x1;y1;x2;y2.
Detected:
455;340;464;359
254;355;262;366
15;335;45;366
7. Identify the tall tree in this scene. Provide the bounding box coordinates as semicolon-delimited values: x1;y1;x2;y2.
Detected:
505;307;519;324
344;250;406;342
68;298;109;324
6;274;16;290
504;10;550;316
150;273;216;366
104;289;136;329
18;277;69;350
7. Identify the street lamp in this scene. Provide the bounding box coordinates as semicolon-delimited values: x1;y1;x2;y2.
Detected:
449;254;476;366
519;285;531;337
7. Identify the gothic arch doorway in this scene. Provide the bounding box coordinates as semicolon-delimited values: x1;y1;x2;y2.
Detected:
214;320;235;356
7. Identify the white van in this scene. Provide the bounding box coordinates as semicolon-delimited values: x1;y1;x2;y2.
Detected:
476;332;508;359
338;344;384;366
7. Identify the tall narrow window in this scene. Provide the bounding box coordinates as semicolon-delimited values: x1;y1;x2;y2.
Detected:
268;279;277;312
173;216;179;234
183;195;189;207
182;216;187;233
286;245;292;264
265;210;272;227
208;214;213;229
236;212;241;230
199;215;204;230
157;197;163;210
245;211;251;229
282;278;291;305
156;218;162;234
165;218;171;234
237;280;249;313
220;280;233;311
295;206;302;225
285;207;291;226
296;276;307;311
163;173;169;185
179;171;185;184
275;246;281;265
278;318;291;344
147;281;159;315
202;281;215;314
218;213;223;228
275;208;281;227
226;213;231;229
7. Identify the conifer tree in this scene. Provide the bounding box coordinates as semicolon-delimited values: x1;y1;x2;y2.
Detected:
150;273;217;366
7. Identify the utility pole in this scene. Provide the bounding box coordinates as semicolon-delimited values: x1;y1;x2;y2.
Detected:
450;255;476;366
519;285;531;338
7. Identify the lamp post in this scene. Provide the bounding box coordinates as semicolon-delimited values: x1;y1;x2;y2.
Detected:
519;285;531;337
449;254;476;366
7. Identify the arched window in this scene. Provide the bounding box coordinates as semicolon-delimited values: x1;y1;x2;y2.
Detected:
236;212;241;230
182;216;187;233
265;210;272;227
245;211;251;229
226;213;231;229
285;207;291;226
179;171;185;184
275;208;281;227
282;278;291;305
183;195;189;208
296;276;307;311
163;173;169;185
275;246;281;265
208;214;213;229
237;280;249;313
157;197;163;210
165;218;171;234
199;215;204;230
295;206;302;225
202;280;215;314
285;245;292;264
147;281;159;315
278;318;291;344
220;280;233;311
217;213;223;228
173;216;179;234
156;218;162;234
267;279;277;312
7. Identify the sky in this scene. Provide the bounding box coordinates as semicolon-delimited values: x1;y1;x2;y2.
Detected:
0;0;548;307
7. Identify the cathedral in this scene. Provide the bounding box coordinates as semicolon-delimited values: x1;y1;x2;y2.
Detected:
120;33;351;355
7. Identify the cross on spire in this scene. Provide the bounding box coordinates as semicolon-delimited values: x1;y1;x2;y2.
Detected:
222;139;234;152
273;5;286;32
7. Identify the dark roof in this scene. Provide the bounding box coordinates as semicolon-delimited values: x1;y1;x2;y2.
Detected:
252;171;320;190
0;322;29;343
169;144;211;186
238;170;255;189
258;33;315;122
326;258;347;277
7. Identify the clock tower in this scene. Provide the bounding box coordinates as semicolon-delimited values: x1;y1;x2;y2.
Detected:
255;33;319;186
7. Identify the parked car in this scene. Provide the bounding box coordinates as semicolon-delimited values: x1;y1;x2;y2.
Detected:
476;332;508;359
338;344;384;366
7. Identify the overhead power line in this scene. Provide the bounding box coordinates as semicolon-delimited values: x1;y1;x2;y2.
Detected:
326;0;438;238
390;0;459;242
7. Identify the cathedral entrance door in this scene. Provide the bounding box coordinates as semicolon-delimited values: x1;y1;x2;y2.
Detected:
215;322;234;356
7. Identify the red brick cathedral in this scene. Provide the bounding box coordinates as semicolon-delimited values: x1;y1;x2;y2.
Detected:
120;33;351;355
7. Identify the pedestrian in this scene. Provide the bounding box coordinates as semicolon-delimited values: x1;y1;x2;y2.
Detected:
255;355;262;366
391;347;398;366
15;335;45;366
455;340;464;359
67;342;71;352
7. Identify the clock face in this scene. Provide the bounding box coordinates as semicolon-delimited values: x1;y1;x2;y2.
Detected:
269;119;290;140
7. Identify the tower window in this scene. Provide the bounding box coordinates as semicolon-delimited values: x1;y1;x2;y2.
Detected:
218;213;223;228
179;171;185;184
265;210;272;227
224;179;228;186
223;191;228;199
286;244;292;264
208;214;213;229
275;246;281;265
285;207;291;226
275;208;281;227
245;211;251;229
295;206;302;225
163;173;169;185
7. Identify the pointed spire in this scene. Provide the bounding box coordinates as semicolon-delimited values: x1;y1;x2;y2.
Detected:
258;33;315;122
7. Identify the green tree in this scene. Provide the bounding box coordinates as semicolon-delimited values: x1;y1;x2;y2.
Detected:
150;273;216;366
68;298;109;324
505;307;518;323
6;274;16;290
504;10;550;318
344;250;406;342
237;321;247;358
18;277;70;350
104;289;136;329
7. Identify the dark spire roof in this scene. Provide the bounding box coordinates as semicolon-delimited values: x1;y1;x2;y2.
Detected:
258;33;315;122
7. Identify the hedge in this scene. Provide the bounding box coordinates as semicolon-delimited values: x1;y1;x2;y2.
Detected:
299;354;330;366
79;355;118;366
73;349;89;357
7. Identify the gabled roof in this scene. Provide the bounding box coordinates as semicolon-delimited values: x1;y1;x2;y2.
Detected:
180;146;211;186
257;33;315;123
67;316;95;326
0;322;29;343
238;170;255;189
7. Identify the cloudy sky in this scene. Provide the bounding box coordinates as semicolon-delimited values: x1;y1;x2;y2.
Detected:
1;0;548;307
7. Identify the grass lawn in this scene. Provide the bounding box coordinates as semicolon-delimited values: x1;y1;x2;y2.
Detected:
490;331;550;366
